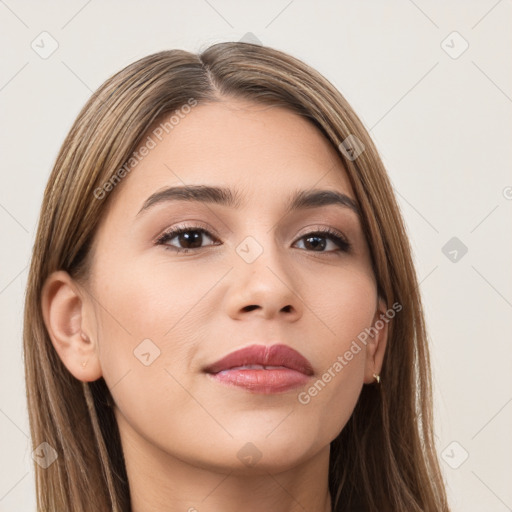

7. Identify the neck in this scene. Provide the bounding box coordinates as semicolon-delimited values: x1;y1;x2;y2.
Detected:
115;408;332;512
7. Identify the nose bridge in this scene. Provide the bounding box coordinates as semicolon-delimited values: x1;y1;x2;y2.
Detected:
227;231;303;319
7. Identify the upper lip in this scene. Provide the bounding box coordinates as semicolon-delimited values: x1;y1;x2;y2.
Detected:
203;344;314;376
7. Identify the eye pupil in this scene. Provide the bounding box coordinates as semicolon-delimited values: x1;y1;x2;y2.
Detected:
179;231;203;248
304;235;326;251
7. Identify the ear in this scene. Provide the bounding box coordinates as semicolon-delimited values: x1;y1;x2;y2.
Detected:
41;270;102;382
363;296;389;384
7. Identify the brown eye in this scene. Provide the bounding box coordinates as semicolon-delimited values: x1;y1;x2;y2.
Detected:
294;229;351;253
156;227;219;252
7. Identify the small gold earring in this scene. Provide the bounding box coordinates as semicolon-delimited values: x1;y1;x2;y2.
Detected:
81;360;88;368
373;373;380;384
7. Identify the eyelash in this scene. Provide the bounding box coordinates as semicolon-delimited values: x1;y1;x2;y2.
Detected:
155;224;352;255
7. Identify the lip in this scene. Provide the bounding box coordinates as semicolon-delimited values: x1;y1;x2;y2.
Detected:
203;344;314;394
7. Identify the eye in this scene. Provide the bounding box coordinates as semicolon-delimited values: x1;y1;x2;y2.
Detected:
294;228;351;253
155;225;351;254
156;225;220;253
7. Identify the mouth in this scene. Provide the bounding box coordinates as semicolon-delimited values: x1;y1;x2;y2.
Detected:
203;344;314;394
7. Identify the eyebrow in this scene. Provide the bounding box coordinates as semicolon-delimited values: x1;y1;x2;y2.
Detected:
136;185;360;218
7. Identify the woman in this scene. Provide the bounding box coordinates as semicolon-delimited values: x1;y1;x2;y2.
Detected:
23;41;450;511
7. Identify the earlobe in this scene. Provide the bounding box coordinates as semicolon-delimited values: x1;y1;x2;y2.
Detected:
41;270;102;382
363;296;389;384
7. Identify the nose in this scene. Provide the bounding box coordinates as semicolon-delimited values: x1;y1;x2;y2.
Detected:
222;237;304;322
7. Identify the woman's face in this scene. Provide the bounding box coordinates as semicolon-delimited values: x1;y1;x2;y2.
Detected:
80;99;386;473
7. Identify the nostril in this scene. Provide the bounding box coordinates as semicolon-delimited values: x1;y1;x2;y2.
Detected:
242;305;259;312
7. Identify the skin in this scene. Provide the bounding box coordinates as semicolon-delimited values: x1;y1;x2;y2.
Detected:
42;98;388;512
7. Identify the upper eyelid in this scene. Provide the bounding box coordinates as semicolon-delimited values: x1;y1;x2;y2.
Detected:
163;226;218;241
148;201;361;238
155;222;217;242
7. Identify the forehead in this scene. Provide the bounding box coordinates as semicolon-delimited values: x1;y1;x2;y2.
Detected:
104;99;354;220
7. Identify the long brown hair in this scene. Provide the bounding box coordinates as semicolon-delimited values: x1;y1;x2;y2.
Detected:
23;42;450;511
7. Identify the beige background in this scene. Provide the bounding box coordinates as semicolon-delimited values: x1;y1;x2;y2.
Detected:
1;1;511;510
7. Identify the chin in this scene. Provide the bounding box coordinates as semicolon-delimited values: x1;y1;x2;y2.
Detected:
231;427;325;471
206;440;322;476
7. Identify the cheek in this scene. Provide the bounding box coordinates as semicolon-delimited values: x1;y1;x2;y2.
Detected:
89;257;221;422
91;255;219;356
311;263;377;345
295;365;364;450
293;265;375;438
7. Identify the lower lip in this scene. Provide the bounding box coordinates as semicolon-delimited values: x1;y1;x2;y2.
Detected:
206;369;311;393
